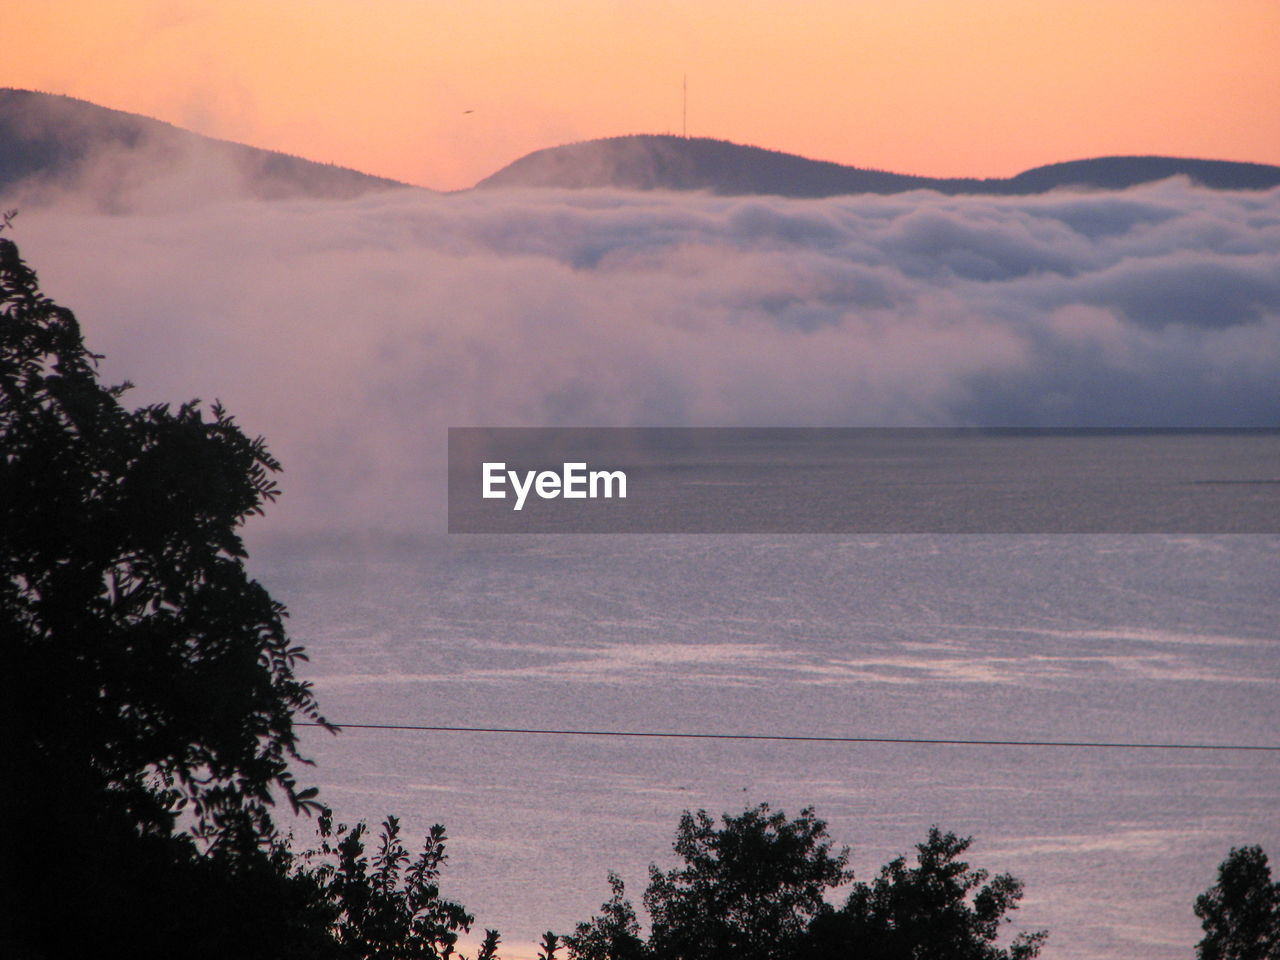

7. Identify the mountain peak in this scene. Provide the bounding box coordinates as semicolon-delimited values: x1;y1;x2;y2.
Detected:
476;133;1280;197
475;134;940;196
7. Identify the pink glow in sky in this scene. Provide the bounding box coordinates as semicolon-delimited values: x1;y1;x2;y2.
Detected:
6;0;1280;190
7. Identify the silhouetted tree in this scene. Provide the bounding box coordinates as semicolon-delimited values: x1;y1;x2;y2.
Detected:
643;803;852;960
537;931;561;960
563;873;650;960
804;827;1045;960
298;813;475;960
569;807;1052;960
0;232;502;960
475;930;503;960
0;231;331;955
1195;846;1280;960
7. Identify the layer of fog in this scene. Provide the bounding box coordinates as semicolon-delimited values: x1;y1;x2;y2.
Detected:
9;172;1279;532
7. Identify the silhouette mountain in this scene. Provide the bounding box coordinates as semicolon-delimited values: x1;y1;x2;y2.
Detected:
5;91;1279;204
476;134;1280;197
0;89;413;207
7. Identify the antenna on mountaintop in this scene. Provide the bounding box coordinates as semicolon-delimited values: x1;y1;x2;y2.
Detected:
683;74;687;139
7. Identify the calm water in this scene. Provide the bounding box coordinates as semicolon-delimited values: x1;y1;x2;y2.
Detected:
256;533;1280;960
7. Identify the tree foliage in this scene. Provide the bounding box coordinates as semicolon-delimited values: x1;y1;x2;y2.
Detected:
0;231;338;954
0;230;329;842
1196;846;1280;960
806;827;1045;960
537;931;562;960
301;813;475;959
564;873;650;960
0;232;497;959
643;803;852;960
569;808;1046;960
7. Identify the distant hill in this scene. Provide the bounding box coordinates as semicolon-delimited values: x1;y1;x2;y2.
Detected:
0;89;413;207
1005;156;1280;193
6;92;1279;206
476;134;1280;197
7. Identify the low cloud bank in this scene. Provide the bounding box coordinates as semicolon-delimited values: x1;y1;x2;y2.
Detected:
10;176;1279;531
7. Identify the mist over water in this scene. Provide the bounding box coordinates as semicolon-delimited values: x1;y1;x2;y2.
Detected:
7;158;1280;957
11;174;1280;533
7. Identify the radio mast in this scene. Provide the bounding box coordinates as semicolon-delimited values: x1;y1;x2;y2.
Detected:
682;74;687;139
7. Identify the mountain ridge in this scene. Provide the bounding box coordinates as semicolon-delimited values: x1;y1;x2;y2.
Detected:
476;133;1280;197
0;88;414;207
4;90;1280;204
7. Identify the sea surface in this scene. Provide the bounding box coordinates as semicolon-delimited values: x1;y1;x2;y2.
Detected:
255;532;1280;960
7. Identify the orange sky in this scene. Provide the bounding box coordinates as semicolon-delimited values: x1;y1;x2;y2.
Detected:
6;0;1280;190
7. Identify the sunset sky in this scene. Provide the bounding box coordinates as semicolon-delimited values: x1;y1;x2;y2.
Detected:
6;0;1280;191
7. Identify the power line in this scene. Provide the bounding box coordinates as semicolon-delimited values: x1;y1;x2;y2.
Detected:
296;722;1280;753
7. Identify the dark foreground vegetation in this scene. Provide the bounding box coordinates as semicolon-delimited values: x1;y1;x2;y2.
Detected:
3;226;1278;958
